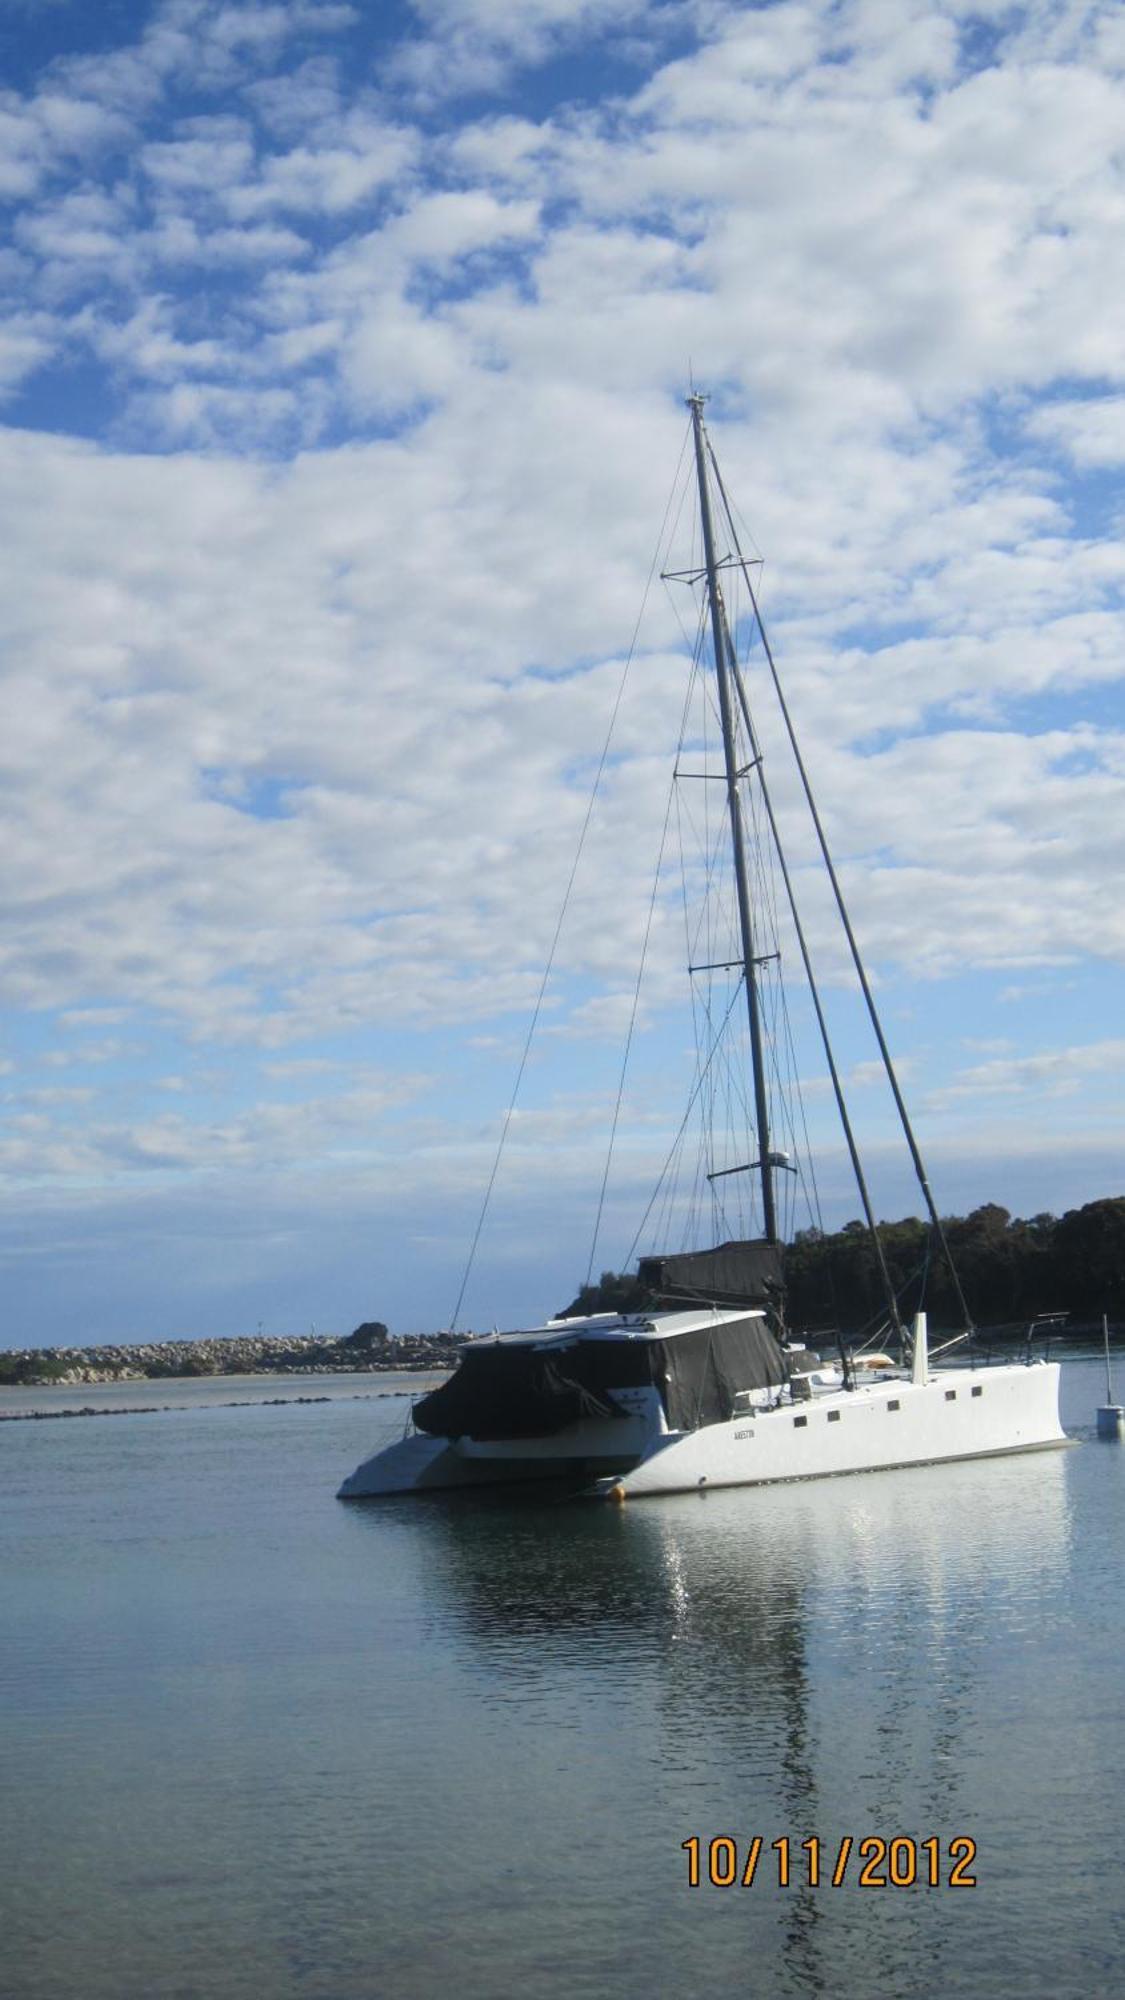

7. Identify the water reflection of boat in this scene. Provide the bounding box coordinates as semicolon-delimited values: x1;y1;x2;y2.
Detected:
341;1444;1072;1994
345;1446;1069;1747
339;398;1065;1502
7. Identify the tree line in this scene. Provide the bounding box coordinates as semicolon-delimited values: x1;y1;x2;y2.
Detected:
564;1197;1125;1334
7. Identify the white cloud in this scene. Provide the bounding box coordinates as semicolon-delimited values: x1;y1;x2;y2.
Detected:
39;1040;135;1071
0;1066;432;1185
927;1038;1125;1107
1027;395;1125;468
392;0;658;100
848;1057;914;1090
17;185;134;269
226;114;416;217
0;309;56;392
139;124;257;199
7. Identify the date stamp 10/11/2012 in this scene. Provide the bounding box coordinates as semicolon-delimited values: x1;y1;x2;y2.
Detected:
682;1835;978;1890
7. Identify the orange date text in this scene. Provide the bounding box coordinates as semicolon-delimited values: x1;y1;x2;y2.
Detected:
680;1834;977;1889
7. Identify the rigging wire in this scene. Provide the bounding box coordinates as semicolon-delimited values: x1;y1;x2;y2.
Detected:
671;771;701;1248
724;636;905;1339
697;454;909;1337
447;421;693;1331
583;655;700;1286
680;716;740;1240
622;980;745;1270
707;437;974;1336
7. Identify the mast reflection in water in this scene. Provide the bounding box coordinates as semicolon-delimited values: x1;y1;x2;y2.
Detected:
346;1446;1076;1998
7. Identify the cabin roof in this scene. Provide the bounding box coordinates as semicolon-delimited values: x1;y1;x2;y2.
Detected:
460;1304;765;1351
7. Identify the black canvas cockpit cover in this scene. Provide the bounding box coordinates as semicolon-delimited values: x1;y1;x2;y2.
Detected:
412;1315;790;1441
654;1316;788;1430
638;1239;784;1308
411;1338;653;1441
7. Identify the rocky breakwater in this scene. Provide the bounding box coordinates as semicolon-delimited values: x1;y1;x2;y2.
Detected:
0;1322;461;1387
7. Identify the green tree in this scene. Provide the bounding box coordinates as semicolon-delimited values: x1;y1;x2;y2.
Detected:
1053;1199;1125;1315
557;1271;648;1318
555;1197;1124;1333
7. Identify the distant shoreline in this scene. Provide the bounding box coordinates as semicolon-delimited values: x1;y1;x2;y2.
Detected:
0;1329;460;1389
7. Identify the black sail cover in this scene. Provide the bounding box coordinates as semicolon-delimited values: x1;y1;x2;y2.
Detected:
411;1314;789;1442
637;1239;784;1308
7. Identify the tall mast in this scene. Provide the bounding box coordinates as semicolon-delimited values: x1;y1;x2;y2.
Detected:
705;447;976;1338
689;394;778;1245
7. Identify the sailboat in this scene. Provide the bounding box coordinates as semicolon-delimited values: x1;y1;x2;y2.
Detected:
338;398;1066;1501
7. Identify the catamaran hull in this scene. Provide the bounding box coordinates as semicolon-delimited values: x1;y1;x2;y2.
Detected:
337;1361;1065;1499
337;1418;648;1498
608;1360;1066;1497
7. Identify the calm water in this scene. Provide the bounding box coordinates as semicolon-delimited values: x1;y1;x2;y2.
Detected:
0;1367;447;1416
2;1358;1123;2000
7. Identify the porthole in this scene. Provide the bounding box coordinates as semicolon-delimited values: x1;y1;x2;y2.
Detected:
945;1389;956;1402
971;1385;983;1398
793;1414;808;1428
827;1409;841;1423
887;1399;900;1412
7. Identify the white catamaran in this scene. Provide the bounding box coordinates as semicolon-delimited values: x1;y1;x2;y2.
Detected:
339;398;1066;1502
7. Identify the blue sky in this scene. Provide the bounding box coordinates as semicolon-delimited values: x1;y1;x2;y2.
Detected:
1;0;1123;1347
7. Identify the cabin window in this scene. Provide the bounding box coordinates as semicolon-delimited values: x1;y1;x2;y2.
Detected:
793;1414;808;1428
887;1400;900;1412
971;1385;983;1398
827;1410;841;1423
945;1389;956;1402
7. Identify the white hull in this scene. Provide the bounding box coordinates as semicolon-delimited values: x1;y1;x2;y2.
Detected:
338;1360;1066;1500
337;1427;647;1497
608;1359;1065;1496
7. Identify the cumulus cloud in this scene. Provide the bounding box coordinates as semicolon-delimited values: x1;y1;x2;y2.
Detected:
1026;395;1125;469
390;0;662;100
927;1038;1125;1107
